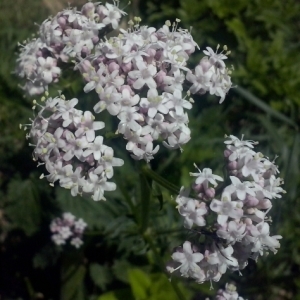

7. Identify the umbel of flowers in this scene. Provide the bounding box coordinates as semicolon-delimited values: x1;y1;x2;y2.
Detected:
50;212;87;248
18;1;233;201
168;135;285;284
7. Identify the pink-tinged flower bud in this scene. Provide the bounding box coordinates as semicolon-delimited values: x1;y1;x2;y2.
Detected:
121;61;132;73
120;85;134;96
257;177;264;187
145;48;156;64
57;17;67;28
257;199;272;209
244;195;259;207
108;61;120;73
143;134;154;143
81;2;95;18
227;161;237;170
245;218;252;225
224;149;232;158
84;154;96;166
92;36;99;44
126;77;135;86
72;19;83;30
154;49;163;61
36;50;43;57
192;183;203;193
155;70;166;86
246;208;255;215
81;46;90;58
95;55;106;65
96;5;106;20
204;187;215;198
198;56;213;72
77;59;93;73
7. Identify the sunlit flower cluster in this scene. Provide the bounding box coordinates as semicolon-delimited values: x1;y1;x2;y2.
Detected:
17;1;233;164
50;212;87;248
75;19;232;160
16;1;125;95
21;93;123;201
168;135;285;283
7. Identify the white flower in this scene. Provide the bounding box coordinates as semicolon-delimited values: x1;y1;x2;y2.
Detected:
249;222;282;254
128;61;157;90
226;176;256;201
37;56;61;83
70;237;84;248
210;192;243;226
179;200;207;228
190;167;223;188
171;241;203;276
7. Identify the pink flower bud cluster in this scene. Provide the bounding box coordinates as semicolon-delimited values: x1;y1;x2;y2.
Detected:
168;135;285;284
16;1;126;95
16;38;60;95
23;94;124;201
50;212;87;248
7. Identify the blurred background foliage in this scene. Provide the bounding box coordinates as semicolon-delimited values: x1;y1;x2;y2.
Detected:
0;0;299;299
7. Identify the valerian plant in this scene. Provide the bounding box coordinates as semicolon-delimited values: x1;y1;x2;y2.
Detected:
16;1;284;298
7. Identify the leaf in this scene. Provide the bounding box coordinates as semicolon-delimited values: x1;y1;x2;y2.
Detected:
112;259;133;283
5;177;42;236
234;86;298;129
97;289;133;300
98;292;119;300
60;252;86;300
89;263;113;291
33;243;61;269
56;188;113;230
128;269;151;300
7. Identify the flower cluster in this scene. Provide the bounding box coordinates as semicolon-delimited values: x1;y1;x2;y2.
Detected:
50;212;87;248
76;19;232;160
21;93;124;201
16;1;125;95
17;1;233;163
168;135;285;283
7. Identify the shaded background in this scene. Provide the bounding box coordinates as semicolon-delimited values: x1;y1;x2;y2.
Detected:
0;0;299;299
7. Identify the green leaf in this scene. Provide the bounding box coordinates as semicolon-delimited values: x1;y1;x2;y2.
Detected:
98;292;119;300
56;188;113;230
33;244;61;269
5;177;42;236
128;268;151;299
112;260;133;283
61;253;86;300
234;86;298;129
89;263;113;291
97;289;133;300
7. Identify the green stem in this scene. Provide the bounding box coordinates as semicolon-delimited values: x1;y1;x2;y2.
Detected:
141;166;180;194
153;228;186;235
24;277;35;299
139;163;152;233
